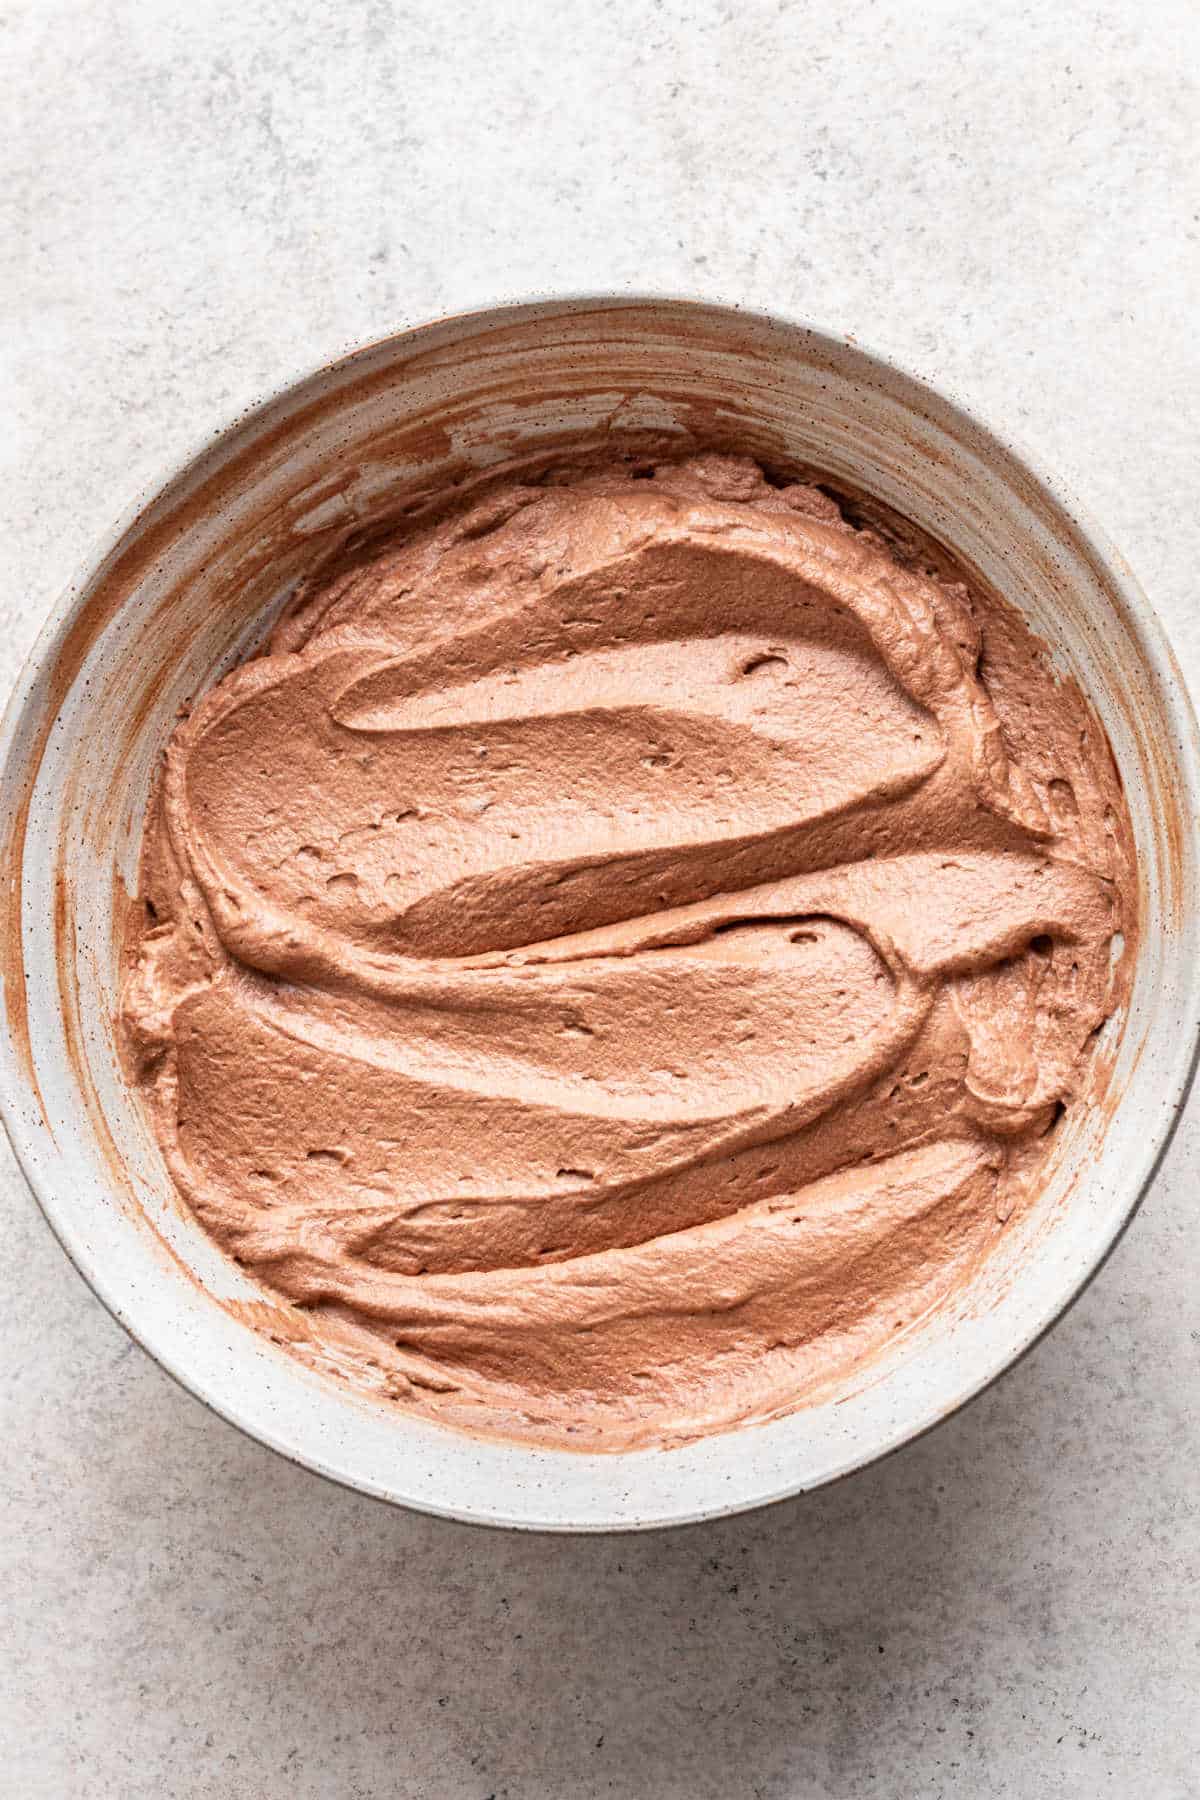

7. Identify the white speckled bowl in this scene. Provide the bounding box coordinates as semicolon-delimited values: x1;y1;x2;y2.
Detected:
2;297;1197;1531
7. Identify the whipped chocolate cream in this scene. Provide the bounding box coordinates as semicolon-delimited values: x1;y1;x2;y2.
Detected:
123;453;1135;1448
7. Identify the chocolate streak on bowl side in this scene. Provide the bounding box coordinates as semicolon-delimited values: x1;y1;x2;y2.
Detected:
120;451;1136;1451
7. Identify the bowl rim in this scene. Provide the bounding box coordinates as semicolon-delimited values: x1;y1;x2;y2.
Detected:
3;290;1200;1533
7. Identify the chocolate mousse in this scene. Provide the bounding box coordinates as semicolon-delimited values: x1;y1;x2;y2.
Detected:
122;453;1135;1448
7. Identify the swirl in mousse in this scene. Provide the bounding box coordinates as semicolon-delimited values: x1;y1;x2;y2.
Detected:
123;454;1136;1448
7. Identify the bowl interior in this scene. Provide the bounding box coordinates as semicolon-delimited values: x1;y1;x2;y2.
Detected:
3;298;1197;1530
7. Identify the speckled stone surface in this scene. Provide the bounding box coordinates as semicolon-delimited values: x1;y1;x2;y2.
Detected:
3;3;1199;1795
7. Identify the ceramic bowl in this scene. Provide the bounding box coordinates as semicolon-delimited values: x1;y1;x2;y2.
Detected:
3;297;1197;1530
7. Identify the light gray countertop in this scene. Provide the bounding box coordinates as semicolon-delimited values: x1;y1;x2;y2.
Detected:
4;3;1198;1795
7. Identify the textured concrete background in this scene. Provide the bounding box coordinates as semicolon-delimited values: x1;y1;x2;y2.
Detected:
3;3;1198;1795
